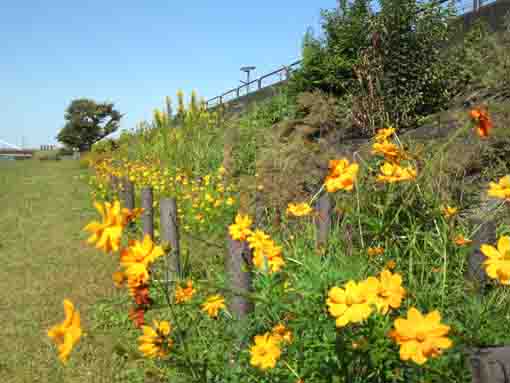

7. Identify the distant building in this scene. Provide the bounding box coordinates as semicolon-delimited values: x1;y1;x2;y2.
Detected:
40;145;56;151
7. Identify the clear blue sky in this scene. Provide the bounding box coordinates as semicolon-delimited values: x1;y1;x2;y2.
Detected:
0;0;337;148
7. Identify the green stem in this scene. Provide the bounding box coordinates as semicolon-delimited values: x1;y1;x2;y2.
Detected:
385;121;473;231
309;183;325;205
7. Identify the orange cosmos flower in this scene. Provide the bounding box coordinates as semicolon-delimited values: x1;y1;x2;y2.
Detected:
47;299;82;364
469;107;492;138
83;200;125;253
454;235;473;246
175;280;196;304
389;307;452;365
324;158;359;193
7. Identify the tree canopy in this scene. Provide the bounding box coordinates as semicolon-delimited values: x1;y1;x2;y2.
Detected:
56;99;122;151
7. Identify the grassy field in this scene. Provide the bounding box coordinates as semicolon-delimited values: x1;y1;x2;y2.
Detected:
0;159;121;382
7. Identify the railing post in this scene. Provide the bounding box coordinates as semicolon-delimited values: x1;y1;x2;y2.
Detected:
141;187;154;239
284;66;290;80
160;198;181;282
236;87;240;98
257;79;262;90
465;217;495;293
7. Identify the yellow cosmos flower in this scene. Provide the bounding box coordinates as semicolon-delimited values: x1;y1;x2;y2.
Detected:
83;200;125;253
286;202;313;217
377;162;417;183
271;323;293;344
124;262;150;288
375;127;396;142
372;270;406;314
228;213;253;241
175;280;196;304
252;240;285;273
441;205;458;219
112;271;127;288
120;235;165;269
488;175;510;201
47;299;82;364
482;236;510;284
389;307;452;365
371;140;403;162
138;320;173;358
201;295;226;318
326;281;374;327
324;159;359;193
246;229;272;250
367;246;384;256
249;333;282;370
454;235;472;246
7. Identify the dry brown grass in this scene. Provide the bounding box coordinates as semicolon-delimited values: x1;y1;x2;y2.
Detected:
0;159;120;382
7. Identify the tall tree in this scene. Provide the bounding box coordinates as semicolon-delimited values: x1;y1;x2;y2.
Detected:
56;98;122;151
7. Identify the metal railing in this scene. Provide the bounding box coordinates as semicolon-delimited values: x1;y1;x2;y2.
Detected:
205;0;498;110
206;61;301;109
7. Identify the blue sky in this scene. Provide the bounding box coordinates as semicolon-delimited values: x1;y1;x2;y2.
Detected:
0;0;337;148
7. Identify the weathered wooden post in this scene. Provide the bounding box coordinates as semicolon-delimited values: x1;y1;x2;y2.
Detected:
160;197;181;282
110;175;120;200
141;187;154;239
463;198;510;383
465;217;495;292
226;233;253;319
123;178;135;210
314;192;332;254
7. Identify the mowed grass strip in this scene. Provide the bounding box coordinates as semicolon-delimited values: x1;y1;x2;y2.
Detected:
0;159;120;382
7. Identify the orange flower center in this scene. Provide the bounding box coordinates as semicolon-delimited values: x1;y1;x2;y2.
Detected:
416;331;427;342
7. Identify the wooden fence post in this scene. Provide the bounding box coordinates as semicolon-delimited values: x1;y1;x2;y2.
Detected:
141;187;154;239
110;175;120;200
226;233;253;319
314;192;332;254
160;197;181;282
465;217;496;293
123;178;135;210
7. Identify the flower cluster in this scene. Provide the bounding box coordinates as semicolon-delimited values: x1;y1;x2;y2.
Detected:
249;323;293;370
114;234;165;326
324;158;359;193
83;200;142;253
89;158;237;234
327;269;406;327
327;269;453;365
229;214;286;273
371;128;417;183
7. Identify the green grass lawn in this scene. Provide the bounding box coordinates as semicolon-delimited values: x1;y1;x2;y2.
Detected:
0;159;121;382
